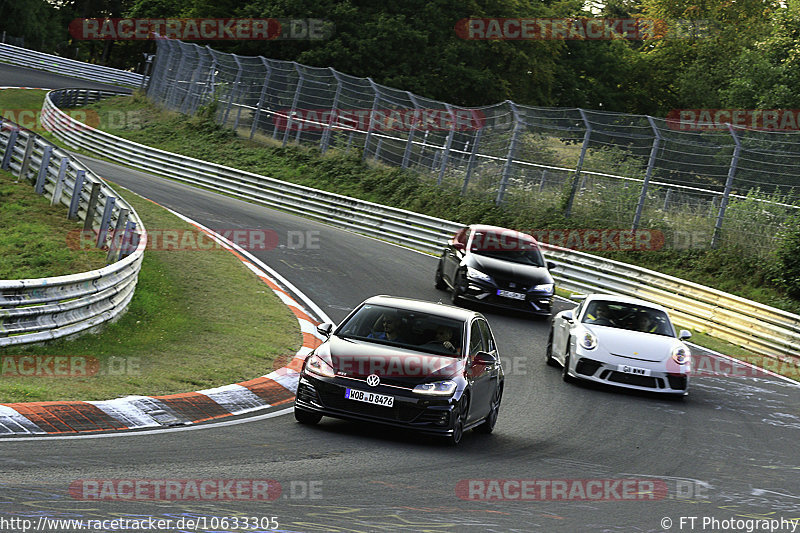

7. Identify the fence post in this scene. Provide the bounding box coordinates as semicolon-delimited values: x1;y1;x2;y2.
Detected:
34;145;52;194
363;78;380;161
84;182;102;231
96;196;116;248
17;134;35;182
165;43;186;108
496;102;522;205
564;108;592;218
50;157;69;206
68;170;86;219
437;104;457;185
282;64;305;147
222;54;243;127
663;188;672;210
250;58;272;140
320;69;342;153
711;124;741;249
632;116;662;231
462;124;483;195
401;92;421;169
1;129;19;170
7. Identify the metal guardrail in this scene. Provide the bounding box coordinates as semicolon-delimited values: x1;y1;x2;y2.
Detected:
41;88;800;361
0;42;144;88
0;109;146;346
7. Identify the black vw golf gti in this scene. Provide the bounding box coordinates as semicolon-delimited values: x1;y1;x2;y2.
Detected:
294;296;504;445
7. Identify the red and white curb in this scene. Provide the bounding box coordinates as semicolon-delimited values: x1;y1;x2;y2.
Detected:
0;205;329;436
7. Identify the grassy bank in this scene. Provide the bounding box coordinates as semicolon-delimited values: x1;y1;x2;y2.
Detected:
0;172;300;403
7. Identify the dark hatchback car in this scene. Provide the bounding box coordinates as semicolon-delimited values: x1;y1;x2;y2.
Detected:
436;225;556;317
294;296;504;445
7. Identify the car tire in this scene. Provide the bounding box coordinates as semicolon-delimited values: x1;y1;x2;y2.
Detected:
545;329;559;367
435;262;447;290
446;395;468;446
562;346;577;383
475;386;501;435
294;407;322;425
451;271;465;306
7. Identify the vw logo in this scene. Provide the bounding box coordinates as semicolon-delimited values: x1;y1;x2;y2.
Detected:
366;374;380;387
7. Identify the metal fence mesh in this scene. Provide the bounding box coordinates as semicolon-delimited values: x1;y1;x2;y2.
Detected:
146;38;800;255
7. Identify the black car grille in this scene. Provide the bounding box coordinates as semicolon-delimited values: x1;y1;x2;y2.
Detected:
575;358;603;376
493;277;530;292
316;385;428;423
667;374;688;390
297;381;320;404
606;370;661;388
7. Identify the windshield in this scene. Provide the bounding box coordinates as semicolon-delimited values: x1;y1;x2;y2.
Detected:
581;301;674;337
469;231;545;266
336;304;464;356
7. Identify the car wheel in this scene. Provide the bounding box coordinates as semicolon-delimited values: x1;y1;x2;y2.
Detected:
446;395;468;446
294;407;322;425
435;262;447;290
545;328;559;367
451;271;465;306
475;386;501;435
562;345;576;383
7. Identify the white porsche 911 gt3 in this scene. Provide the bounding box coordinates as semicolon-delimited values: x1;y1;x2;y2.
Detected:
546;294;692;396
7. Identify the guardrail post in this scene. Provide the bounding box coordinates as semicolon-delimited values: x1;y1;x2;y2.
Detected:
462;125;483;195
1;128;19;170
564;108;592;218
96;196;116;248
84;182;102;231
17;134;36;181
67;170;86;219
437;104;457;185
34;145;52;193
250;58;273;140
106;208;129;263
711;125;741;249
401;92;421;169
119;221;137;260
632;116;662;231
50;157;69;206
363;78;380;161
320;68;342;153
282;64;305;147
496;102;522;205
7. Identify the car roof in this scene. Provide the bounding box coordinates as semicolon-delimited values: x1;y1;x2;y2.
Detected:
362;295;483;322
582;293;671;314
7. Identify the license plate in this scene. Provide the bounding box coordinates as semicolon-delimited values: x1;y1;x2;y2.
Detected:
618;364;651;376
497;289;526;300
345;388;394;407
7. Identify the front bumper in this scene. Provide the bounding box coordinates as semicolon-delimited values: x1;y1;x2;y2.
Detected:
295;374;461;436
568;352;689;394
461;279;553;315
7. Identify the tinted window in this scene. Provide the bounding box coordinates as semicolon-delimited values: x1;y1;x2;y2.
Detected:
469;231;545;266
582;301;674;336
468;321;486;356
477;319;495;352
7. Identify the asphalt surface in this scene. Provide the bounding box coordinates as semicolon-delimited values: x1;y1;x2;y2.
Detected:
1;66;799;533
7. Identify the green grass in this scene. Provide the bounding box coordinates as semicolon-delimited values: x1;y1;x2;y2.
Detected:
0;178;301;402
0;169;108;278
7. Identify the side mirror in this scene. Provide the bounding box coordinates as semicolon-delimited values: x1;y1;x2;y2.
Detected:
316;322;334;337
453;242;466;252
473;351;497;365
547;261;556;270
563;310;574;323
678;329;692;340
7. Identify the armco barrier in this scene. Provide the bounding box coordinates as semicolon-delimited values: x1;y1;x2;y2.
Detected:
41;88;800;361
0;42;144;89
0;111;146;346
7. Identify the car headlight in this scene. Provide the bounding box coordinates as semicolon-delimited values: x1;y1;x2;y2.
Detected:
671;345;691;365
413;380;457;396
532;283;554;293
466;267;492;283
579;329;597;350
305;353;335;378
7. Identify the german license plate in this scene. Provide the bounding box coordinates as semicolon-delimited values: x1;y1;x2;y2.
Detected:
497;289;526;300
618;364;651;376
345;388;394;407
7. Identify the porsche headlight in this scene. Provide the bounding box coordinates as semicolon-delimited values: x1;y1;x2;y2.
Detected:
305;353;335;378
413;380;457;396
671;345;691;365
579;330;597;350
466;267;492;283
